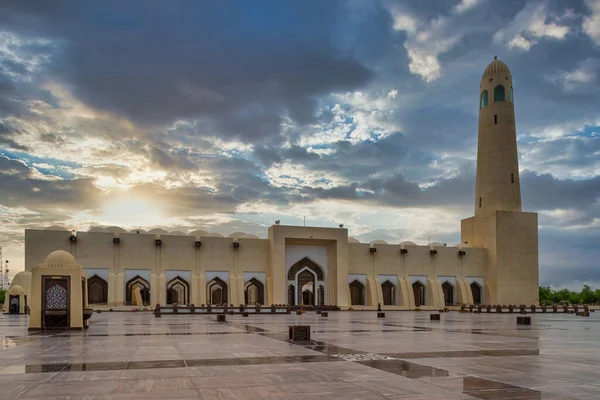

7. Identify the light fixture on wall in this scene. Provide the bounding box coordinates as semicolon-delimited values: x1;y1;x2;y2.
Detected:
430;249;438;255
369;244;377;253
113;237;120;244
275;220;280;225
400;248;408;254
339;224;344;228
233;238;239;249
195;241;202;248
458;250;466;256
69;231;77;243
155;239;162;246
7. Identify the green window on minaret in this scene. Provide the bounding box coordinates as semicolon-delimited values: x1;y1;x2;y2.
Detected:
480;90;488;108
494;85;505;102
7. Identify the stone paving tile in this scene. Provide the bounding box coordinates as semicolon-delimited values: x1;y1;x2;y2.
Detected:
1;311;599;399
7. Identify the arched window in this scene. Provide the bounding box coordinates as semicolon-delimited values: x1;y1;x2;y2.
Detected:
480;90;488;108
381;281;396;305
442;281;454;306
244;278;264;305
349;280;365;305
207;277;228;305
412;281;425;307
166;276;190;305
494;85;505;102
470;282;482;305
88;275;108;304
510;86;514;103
126;276;150;305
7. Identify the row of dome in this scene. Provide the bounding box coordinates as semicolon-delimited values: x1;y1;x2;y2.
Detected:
43;225;469;247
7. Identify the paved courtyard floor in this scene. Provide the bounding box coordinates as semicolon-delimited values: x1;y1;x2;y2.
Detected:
0;311;599;399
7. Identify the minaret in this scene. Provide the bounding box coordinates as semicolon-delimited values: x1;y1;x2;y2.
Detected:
461;57;538;306
475;56;521;216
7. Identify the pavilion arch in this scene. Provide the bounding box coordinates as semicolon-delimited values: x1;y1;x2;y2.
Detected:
470;281;482;305
87;275;108;304
126;275;150;304
349;280;365;306
287;257;324;281
207;277;228;305
480;90;488;108
494;85;505;102
381;280;396;305
412;280;426;307
166;276;190;305
441;281;454;306
244;278;264;305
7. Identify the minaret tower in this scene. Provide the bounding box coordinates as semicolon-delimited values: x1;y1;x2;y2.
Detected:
475;56;521;216
462;57;538;306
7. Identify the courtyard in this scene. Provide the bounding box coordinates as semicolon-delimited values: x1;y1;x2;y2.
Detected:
0;311;598;399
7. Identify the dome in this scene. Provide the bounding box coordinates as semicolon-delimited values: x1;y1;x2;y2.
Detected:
370;240;388;245
205;232;224;238
45;225;69;231
348;237;360;243
45;250;77;266
169;231;187;236
189;230;209;237
482;56;510;79
88;227;107;233
129;229;147;234
400;241;417;247
105;226;127;234
148;228;168;234
10;271;31;289
241;234;259;239
8;285;23;294
227;232;247;239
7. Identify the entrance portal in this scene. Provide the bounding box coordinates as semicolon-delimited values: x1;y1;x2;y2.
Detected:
413;281;425;307
42;277;69;329
442;281;454;306
9;295;19;314
297;269;315;306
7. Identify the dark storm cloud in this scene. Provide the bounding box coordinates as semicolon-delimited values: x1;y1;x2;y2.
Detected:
1;0;373;142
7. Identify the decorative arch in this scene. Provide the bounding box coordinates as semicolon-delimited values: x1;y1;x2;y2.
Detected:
442;281;454;306
126;275;150;304
166;276;189;305
412;281;426;307
480;90;488;108
470;282;482;305
287;257;324;281
381;280;396;306
494;85;505;102
349;280;365;306
88;275;108;304
244;278;264;305
207;277;228;305
298;269;315;305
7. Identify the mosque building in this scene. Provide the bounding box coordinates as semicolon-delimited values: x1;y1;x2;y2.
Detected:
6;57;539;312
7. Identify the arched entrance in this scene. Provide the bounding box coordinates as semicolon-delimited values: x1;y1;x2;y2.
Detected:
207;277;228;305
349;280;365;305
244;278;264;305
471;282;482;304
288;257;325;306
412;281;425;307
9;295;19;314
442;281;454;306
126;276;150;305
88;275;108;304
381;280;395;305
166;276;189;305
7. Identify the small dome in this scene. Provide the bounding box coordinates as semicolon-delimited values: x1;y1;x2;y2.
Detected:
228;232;247;239
482;56;510;78
105;226;127;234
148;228;168;234
189;230;209;237
348;237;360;243
205;232;224;238
10;271;31;289
8;285;23;294
45;225;69;231
370;240;388;245
129;229;147;234
169;231;187;236
88;227;107;233
45;250;77;266
241;234;259;239
400;241;417;247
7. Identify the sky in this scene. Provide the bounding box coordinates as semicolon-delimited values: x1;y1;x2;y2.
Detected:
0;0;599;289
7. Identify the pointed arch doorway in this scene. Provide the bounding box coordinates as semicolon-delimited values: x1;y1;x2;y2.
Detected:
288;257;325;306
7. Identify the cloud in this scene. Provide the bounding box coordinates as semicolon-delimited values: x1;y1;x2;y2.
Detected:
548;58;600;92
454;0;481;14
583;0;600;45
494;2;570;51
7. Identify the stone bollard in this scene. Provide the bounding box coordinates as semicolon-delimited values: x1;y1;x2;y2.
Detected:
486;305;492;313
173;303;178;314
289;325;311;342
552;305;558;313
377;312;385;318
496;305;502;313
242;312;249;317
154;304;161;318
530;305;536;313
430;314;440;321
508;305;514;313
190;304;195;314
517;316;531;325
541;305;547;313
